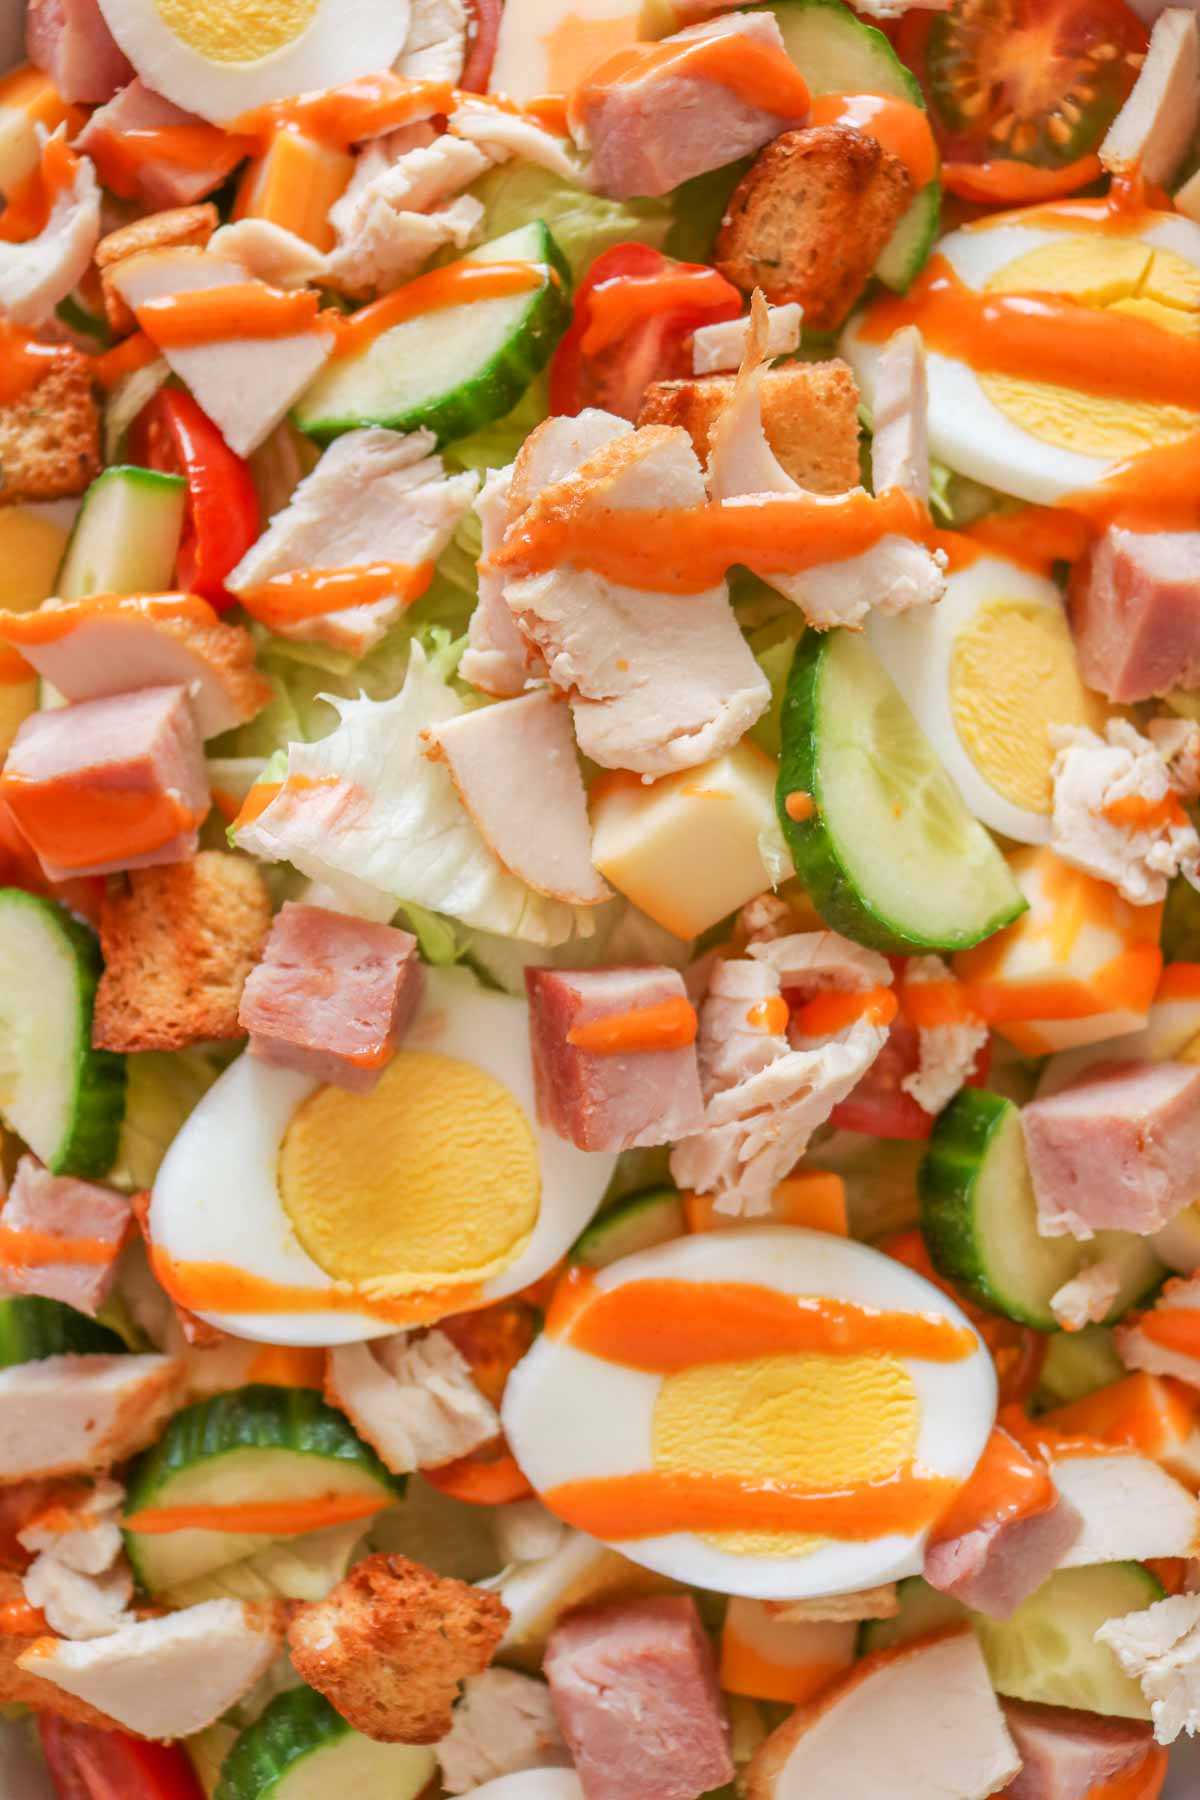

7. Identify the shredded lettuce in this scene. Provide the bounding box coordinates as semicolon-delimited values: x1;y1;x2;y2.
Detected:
927;459;1015;529
396;901;463;966
664;158;751;265
234;640;591;944
471;162;671;282
102;356;171;462
445;375;551;477
110;1047;226;1191
164;1522;366;1608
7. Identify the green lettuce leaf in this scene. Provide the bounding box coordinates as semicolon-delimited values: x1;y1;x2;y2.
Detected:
110;1047;226;1191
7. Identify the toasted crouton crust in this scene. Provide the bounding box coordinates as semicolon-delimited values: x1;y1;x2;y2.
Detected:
287;1553;509;1743
0;350;100;505
716;126;912;332
94;851;272;1053
95;204;219;333
638;360;862;494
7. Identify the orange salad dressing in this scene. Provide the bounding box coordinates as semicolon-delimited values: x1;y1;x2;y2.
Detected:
1089;1746;1168;1800
231;73;455;151
234;561;434;628
809;92;938;191
1156;963;1200;1001
791;985;898;1037
150;1243;480;1327
926;1426;1056;1546
944;151;1102;205
549;1271;978;1368
0;778;197;872
328;259;550;361
0;593;218;641
541;1464;958;1541
123;1493;389;1536
1102;792;1189;832
84;122;250;201
898;975;982;1029
0;322;71;405
0;1226;117;1266
135;282;323;348
495;486;934;595
0;133;80;243
92;330;161;391
570;33;810;124
962;943;1162;1025
1133;1308;1200;1361
579;265;739;356
0;646;32;684
565;995;698;1054
746;995;791;1034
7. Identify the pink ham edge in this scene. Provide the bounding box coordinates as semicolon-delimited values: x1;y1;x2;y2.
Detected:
424;689;611;907
74;79;244;207
568;12;809;200
0;1158;131;1317
1;685;209;882
1001;1700;1154;1800
544;1596;734;1800
1020;1060;1200;1239
1068;528;1200;702
922;1458;1083;1619
525;964;705;1152
26;0;132;104
238;902;424;1095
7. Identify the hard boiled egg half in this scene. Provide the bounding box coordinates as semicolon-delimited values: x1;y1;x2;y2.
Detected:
503;1229;996;1600
149;967;614;1345
869;551;1105;843
844;207;1200;505
96;0;413;125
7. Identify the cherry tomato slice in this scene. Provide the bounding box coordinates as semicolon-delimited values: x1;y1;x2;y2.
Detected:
897;0;1147;204
39;1716;203;1800
550;243;742;421
129;390;260;612
460;0;503;92
829;1013;990;1141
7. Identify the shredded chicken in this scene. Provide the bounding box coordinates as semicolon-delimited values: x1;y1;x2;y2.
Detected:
1049;719;1200;905
899;954;988;1116
438;1668;571;1793
1097;1592;1200;1744
325;1329;499;1474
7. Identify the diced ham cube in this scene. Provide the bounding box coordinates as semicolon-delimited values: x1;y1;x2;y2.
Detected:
525;966;704;1152
1069;528;1200;703
26;0;132;104
0;686;209;883
1020;1061;1200;1238
923;1428;1082;1620
544;1596;734;1800
0;1158;131;1318
238;902;423;1094
75;81;243;206
1002;1700;1154;1800
569;13;809;199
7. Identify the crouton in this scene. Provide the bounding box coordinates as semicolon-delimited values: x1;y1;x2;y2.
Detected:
94;204;218;334
638;358;862;495
0;1572;125;1731
716;125;912;332
93;851;272;1053
0;348;99;504
287;1552;509;1744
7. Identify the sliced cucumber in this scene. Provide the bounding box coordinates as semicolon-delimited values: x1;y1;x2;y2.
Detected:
756;0;941;291
0;891;125;1177
123;1385;403;1595
1035;1325;1126;1410
919;1090;1163;1331
295;223;572;447
56;465;186;601
860;1573;965;1653
570;1186;686;1269
0;1295;126;1366
216;1686;436;1800
862;1566;1162;1717
776;629;1026;953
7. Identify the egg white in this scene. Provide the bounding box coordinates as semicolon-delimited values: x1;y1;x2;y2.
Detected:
96;0;413;125
869;554;1072;844
502;1229;997;1600
843;209;1200;506
149;966;615;1345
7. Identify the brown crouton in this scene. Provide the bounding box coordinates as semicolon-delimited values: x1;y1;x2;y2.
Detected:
0;350;100;505
716;125;913;332
94;851;272;1053
287;1553;509;1743
95;204;219;333
638;358;862;495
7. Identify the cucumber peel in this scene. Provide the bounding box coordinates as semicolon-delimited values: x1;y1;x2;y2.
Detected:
215;1686;436;1799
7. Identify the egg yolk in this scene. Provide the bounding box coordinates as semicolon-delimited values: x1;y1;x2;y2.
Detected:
651;1351;918;1557
278;1050;540;1296
154;0;320;63
950;597;1104;814
980;237;1200;459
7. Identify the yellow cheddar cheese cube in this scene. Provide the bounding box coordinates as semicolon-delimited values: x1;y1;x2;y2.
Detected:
954;844;1162;1055
0;506;69;755
589;740;790;941
235;130;353;254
